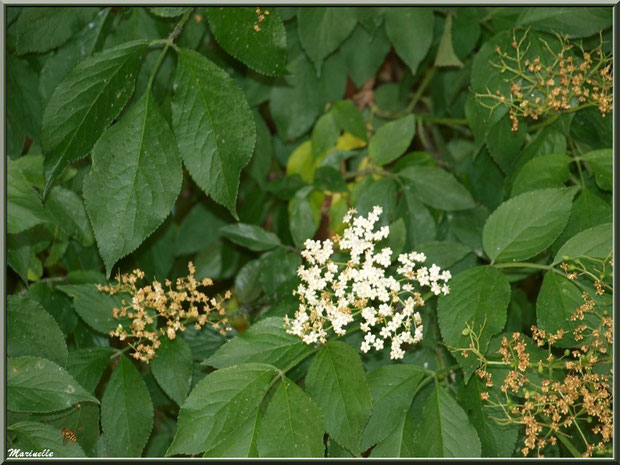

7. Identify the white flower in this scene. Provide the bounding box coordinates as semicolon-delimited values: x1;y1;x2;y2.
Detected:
284;205;452;360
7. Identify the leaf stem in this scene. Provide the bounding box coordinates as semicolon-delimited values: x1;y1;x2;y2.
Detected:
146;9;192;92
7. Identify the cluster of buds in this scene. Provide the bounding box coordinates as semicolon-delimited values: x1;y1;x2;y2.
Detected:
284;206;451;360
475;28;612;131
98;262;232;363
461;256;613;457
253;7;269;32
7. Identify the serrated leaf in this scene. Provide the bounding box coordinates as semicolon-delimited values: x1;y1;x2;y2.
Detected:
8;295;68;367
67;347;114;393
412;382;481;457
151;337;193;406
554;223;612;265
581;148;612;191
361;365;425;450
9;421;86;457
83;91;182;276
331;100;367;142
369;407;417;457
46;186;94;247
203;409;262;458
207;7;287;76
7;158;49;235
206;317;314;370
8;356;98;413
167;363;278;456
483;188;576;263
415;241;472;269
437;266;511;382
57;284;130;334
257;377;325;457
15;7;98;54
172;48;256;218
369;114;415;165
385;8;434;75
234;259;263;304
220;223;282;252
101;355;153;457
297;7;357;74
42;40;147;192
305;341;372;455
511;154;571;196
259;248;301;296
400;166;475;211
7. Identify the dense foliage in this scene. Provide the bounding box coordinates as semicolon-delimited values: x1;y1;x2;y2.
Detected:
5;6;613;459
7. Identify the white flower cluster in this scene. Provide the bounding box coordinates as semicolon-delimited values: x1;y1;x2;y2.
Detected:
284;206;452;360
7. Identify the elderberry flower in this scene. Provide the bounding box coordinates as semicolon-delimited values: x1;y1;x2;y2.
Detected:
284;206;452;360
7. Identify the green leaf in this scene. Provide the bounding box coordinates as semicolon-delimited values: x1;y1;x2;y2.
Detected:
83;91;182;276
42;40;147;192
289;187;322;248
8;356;98;413
415;241;472;269
361;365;425;450
148;7;191;18
511;154;571;196
400;166;475;211
270;54;321;140
452;8;481;60
39;8;110;103
297;7;357;74
46;186;94;247
15;7;97;54
167;363;278;456
552;188;611;254
369;114;415;165
554;223;612;265
203;409;262;457
486;112;528;173
517;7;612;38
175;203;226;256
9;421;85;457
172;48;256;218
57;284;130;334
369;407;417;457
207;7;287;76
259;248;301;296
151;337;193;406
437;266;511;382
581;148;612;191
311;112;339;156
206;317;314;370
536;272;597;348
434;15;463;68
400;188;436;247
220;223;282;252
257;377;325;457
7;158;49;235
46;403;100;456
385;8;434;75
8;295;68;367
235;259;263;303
331;100;367;141
305;341;372;455
340;24;391;88
412;382;481;457
7;55;43;141
459;374;519;457
101;355;153;457
67;347;114;393
482;187;576;263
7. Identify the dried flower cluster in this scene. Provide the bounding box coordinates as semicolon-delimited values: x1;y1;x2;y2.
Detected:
475;29;612;131
98;262;232;362
463;257;613;458
284;206;451;360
